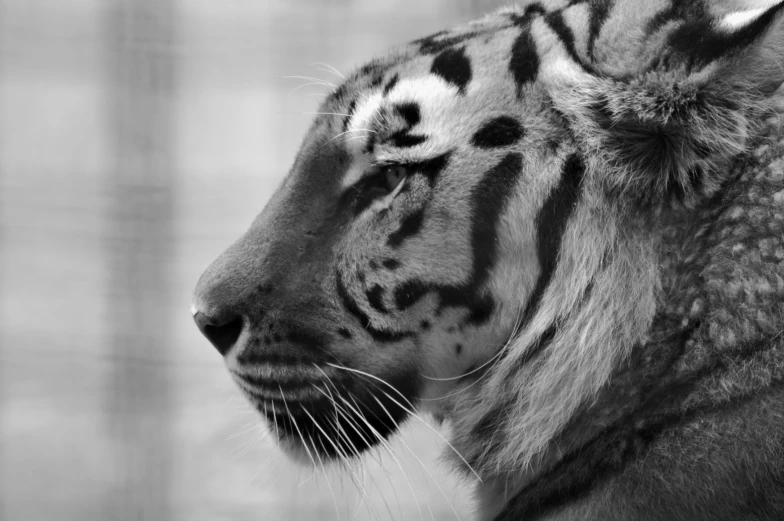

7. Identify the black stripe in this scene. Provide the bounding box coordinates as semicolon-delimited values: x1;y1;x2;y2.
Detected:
414;152;452;187
394;280;430;311
472;116;526;149
382;73;399;96
366;284;388;313
586;0;614;60
645;0;707;36
510;26;540;98
382;259;400;270
395;102;421;127
390;153;524;326
667;2;784;71
509;3;546;26
343;99;357;132
390;132;427;148
416;31;479;55
461;294;495;326
494;381;784;520
470;153;525;289
519;154;585;329
544;11;589;71
431;46;472;94
335;270;413;343
388;208;425;247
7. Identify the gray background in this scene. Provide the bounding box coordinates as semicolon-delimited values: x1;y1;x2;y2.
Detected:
0;0;508;520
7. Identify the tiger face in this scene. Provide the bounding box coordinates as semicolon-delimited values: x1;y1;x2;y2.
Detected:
191;20;580;461
193;0;784;505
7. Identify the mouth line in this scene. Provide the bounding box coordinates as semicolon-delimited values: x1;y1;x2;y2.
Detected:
245;382;411;460
232;375;333;408
232;368;319;389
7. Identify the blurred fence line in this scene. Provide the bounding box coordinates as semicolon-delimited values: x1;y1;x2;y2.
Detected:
105;2;175;519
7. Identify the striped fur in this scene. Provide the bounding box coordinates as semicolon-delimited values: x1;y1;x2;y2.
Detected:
193;1;784;519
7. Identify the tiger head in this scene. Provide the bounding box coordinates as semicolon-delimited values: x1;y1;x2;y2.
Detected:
193;0;784;487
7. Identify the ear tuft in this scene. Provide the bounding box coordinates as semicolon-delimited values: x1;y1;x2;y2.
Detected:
546;1;784;209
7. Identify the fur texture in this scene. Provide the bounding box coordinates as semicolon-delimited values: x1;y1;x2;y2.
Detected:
193;1;784;519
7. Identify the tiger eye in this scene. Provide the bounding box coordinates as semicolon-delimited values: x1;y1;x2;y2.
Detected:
382;165;408;192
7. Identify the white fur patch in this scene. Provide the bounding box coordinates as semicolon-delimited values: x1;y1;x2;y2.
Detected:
340;76;460;189
717;6;772;31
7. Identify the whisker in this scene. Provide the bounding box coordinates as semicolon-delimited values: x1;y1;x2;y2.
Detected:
326;363;484;483
310;62;346;79
371;395;449;521
319;405;368;501
285;81;333;100
316;374;386;468
299;111;352;117
421;347;505;382
340;394;405;521
279;385;317;468
310;430;342;521
329;128;377;143
313;366;413;520
342;135;371;144
422;313;524;382
282;75;337;88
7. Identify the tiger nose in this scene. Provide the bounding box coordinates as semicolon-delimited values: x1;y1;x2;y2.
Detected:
192;308;244;356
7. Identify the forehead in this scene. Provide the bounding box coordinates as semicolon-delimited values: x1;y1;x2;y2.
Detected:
313;22;541;149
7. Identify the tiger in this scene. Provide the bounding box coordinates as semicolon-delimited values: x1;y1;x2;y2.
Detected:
192;0;784;519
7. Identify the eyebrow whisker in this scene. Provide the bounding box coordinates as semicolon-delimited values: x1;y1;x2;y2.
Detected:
282;75;337;88
329;128;377;143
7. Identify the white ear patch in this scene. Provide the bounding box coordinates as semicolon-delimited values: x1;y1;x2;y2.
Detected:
717;4;776;31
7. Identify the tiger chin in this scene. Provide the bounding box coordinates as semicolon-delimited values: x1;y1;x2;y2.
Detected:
193;1;784;520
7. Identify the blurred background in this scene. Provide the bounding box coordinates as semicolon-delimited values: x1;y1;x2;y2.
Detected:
0;1;509;520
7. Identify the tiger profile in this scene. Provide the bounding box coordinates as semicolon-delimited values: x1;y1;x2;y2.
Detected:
192;0;784;519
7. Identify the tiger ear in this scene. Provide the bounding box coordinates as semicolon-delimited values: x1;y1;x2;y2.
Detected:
547;1;784;207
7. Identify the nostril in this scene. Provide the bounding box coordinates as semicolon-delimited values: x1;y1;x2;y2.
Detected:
193;311;243;356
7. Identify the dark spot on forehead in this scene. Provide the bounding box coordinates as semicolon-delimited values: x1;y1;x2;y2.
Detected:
431;46;472;95
455;343;463;355
472;116;526;149
395;102;421;127
382;259;400;270
337;328;353;339
383;74;400;96
416;30;479;55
